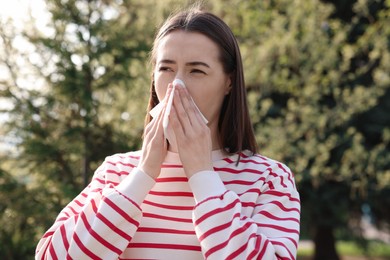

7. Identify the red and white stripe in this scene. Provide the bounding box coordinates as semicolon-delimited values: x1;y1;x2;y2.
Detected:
36;150;300;259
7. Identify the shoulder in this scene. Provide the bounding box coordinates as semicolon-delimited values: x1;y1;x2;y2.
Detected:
222;150;296;188
247;152;293;175
222;150;290;171
104;150;142;168
248;151;296;189
94;150;142;180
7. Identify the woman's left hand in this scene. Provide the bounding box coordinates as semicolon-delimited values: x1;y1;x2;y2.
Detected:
169;85;214;178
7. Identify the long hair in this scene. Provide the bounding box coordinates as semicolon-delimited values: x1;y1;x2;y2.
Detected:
145;7;258;156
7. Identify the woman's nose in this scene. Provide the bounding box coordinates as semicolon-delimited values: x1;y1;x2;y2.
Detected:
173;70;185;82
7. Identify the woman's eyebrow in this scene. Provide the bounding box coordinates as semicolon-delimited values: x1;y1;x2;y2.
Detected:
186;61;210;68
158;59;210;68
158;59;176;64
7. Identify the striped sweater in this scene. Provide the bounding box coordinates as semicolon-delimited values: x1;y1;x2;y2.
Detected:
36;150;300;260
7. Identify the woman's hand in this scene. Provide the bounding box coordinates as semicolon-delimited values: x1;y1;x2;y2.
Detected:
169;85;214;178
138;85;172;179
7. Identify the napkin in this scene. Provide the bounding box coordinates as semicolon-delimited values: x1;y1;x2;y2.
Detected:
149;79;209;128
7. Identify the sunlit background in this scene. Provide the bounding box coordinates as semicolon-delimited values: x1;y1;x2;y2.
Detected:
1;1;389;259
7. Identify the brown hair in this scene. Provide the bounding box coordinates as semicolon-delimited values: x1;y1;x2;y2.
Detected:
145;7;258;156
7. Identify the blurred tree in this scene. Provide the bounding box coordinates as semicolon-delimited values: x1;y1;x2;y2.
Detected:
212;0;390;259
0;0;159;258
0;167;55;259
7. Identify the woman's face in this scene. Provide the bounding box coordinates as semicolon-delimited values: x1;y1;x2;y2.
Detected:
154;30;231;125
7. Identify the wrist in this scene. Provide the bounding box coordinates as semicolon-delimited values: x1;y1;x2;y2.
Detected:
116;168;156;205
185;164;214;179
138;164;159;180
188;170;226;203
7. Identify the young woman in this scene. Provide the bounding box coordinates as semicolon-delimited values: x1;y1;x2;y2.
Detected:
36;7;300;260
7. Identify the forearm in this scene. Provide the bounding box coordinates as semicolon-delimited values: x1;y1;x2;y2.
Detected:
36;169;155;260
189;171;300;260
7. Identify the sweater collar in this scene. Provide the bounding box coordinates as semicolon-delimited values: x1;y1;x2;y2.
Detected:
164;149;227;164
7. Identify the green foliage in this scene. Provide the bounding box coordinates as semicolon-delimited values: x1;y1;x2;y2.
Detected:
0;167;62;259
225;0;390;248
0;0;160;257
210;0;390;257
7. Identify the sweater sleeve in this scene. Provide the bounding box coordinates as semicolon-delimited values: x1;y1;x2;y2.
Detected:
35;156;155;260
189;163;300;260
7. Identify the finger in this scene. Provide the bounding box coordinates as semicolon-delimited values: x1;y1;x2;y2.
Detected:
178;86;203;127
145;84;173;136
169;104;186;139
153;84;173;133
172;87;192;133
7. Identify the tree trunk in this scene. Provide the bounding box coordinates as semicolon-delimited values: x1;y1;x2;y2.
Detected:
313;225;340;260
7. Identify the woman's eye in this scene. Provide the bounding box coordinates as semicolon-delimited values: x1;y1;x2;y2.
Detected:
191;69;206;74
159;67;173;72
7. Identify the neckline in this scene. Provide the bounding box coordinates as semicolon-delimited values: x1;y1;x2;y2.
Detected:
164;149;228;163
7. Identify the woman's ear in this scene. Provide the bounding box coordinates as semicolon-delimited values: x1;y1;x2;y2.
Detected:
225;84;232;95
225;75;233;95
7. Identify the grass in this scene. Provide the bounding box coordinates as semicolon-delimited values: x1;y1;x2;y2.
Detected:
336;241;390;257
298;240;390;258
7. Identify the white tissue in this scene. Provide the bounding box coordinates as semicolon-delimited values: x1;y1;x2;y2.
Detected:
149;79;208;125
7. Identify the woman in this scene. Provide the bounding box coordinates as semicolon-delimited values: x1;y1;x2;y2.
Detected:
36;7;300;260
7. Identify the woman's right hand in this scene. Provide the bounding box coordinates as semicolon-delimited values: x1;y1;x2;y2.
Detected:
138;85;172;179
